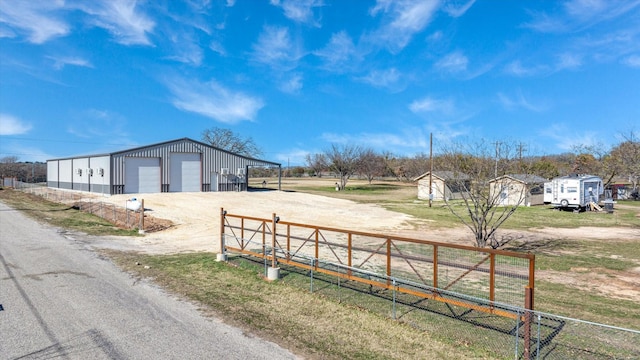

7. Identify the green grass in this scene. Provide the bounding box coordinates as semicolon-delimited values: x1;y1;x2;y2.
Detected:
109;251;479;360
0;188;139;236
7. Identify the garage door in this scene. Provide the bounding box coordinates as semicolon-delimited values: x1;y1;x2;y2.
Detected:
125;157;160;194
169;153;201;192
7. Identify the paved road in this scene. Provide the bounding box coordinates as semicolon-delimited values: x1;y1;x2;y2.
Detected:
0;202;299;360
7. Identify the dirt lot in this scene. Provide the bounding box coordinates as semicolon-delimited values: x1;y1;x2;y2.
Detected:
81;188;639;302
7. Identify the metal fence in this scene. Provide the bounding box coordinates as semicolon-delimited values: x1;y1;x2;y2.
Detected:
220;208;535;318
220;209;640;359
8;180;143;230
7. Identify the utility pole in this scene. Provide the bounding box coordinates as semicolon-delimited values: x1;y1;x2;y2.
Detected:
429;133;433;208
493;141;501;178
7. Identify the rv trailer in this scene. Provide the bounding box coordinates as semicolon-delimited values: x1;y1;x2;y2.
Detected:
544;174;603;210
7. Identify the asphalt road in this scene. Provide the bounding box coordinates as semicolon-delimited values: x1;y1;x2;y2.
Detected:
0;202;299;360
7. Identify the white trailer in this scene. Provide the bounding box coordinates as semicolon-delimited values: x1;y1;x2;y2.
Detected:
546;174;603;210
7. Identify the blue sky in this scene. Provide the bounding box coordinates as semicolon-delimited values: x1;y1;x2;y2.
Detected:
1;0;639;166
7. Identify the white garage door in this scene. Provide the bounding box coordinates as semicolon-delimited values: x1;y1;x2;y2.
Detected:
169;153;201;192
125;158;160;194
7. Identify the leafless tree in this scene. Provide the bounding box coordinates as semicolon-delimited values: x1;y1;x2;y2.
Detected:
438;139;530;248
357;148;386;184
201;127;262;158
324;144;362;190
608;131;640;191
305;153;327;177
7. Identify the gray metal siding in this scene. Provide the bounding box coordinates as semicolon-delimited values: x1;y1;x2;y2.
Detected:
49;138;281;194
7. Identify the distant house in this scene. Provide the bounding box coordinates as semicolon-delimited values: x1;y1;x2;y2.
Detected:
489;174;547;207
414;171;470;201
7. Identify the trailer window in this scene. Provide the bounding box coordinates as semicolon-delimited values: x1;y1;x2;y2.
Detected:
567;187;578;193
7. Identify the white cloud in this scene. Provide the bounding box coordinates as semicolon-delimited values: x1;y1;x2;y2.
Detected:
46;56;93;70
66;109;131;140
251;25;302;70
442;0;476;17
270;0;323;26
209;40;227;56
165;32;203;66
409;96;454;115
524;0;640;33
435;51;468;73
0;113;32;135
357;68;404;92
368;0;440;53
555;53;582;70
621;54;640;68
0;1;69;43
503;60;550;77
497;91;547;112
539;123;600;151
80;0;156;46
314;31;360;72
279;73;303;94
165;77;264;123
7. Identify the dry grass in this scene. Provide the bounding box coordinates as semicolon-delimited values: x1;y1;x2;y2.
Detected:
108;251;485;360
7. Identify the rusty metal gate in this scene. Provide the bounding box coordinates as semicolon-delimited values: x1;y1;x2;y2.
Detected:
219;208;535;321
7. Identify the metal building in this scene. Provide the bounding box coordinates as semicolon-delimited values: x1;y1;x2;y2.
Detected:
46;138;281;195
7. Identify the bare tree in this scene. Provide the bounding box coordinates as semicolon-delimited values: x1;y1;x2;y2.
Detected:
608;131;640;191
324;144;362;190
201;127;262;158
305;153;327;177
439;139;530;248
357;148;386;184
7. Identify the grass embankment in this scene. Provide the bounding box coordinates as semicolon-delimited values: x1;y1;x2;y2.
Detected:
0;187;138;236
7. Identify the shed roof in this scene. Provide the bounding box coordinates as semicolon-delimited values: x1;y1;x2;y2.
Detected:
490;174;548;184
414;171;470;182
47;137;281;167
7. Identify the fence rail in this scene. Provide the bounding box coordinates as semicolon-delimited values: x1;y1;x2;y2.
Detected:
7;180;143;230
220;208;535;319
220;209;640;359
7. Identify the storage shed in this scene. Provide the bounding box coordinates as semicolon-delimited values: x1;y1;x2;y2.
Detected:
46;138;281;195
489;174;547;207
414;171;470;201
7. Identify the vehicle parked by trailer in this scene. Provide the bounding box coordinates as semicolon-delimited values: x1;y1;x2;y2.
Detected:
544;174;604;210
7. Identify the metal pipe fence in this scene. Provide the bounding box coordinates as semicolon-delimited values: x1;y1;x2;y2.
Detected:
9;180;142;230
220;208;535;319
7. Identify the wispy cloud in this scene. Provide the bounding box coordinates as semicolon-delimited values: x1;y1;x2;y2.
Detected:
368;0;440;53
314;31;361;72
357;68;404;92
525;0;640;33
409;96;455;115
0;1;69;44
164;77;264;123
539;123;600;151
46;56;93;70
435;51;468;73
164;31;203;66
270;0;323;27
442;0;476;18
497;91;548;112
67;109;130;139
0;113;32;135
251;25;302;70
503;60;550;77
621;54;640;68
279;73;303;94
80;0;156;46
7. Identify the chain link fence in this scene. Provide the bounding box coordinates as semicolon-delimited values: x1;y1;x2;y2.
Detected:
230;238;640;360
6;180;143;230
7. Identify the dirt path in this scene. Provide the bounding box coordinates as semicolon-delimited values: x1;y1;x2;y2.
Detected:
82;190;639;302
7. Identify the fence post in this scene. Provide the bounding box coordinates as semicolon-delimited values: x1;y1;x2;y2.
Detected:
217;208;227;261
267;213;280;280
138;199;145;234
524;286;533;359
